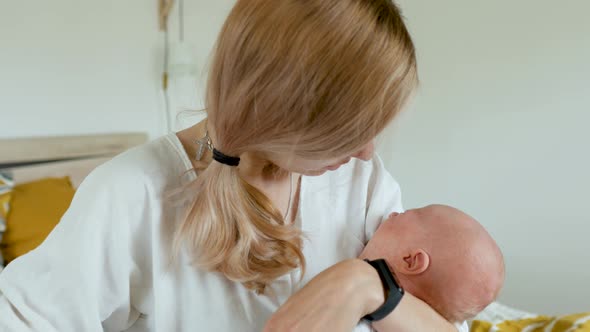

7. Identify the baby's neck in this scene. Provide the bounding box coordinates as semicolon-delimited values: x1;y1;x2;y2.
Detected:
394;268;438;311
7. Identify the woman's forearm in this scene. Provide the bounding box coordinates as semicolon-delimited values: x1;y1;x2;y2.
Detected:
372;292;458;332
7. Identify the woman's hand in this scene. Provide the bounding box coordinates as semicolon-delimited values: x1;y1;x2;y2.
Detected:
263;259;384;332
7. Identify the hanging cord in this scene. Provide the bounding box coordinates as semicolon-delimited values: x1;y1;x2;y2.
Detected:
159;0;174;133
160;0;185;133
162;23;172;133
179;0;184;42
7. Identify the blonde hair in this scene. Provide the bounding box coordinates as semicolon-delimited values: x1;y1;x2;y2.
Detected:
176;0;418;293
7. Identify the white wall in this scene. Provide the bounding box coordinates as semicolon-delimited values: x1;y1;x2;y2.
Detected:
0;0;234;139
2;0;588;316
379;0;590;315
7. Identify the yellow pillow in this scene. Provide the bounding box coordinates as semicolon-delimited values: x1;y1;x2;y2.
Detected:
471;312;590;332
0;171;13;224
0;171;13;267
0;177;75;264
0;191;9;226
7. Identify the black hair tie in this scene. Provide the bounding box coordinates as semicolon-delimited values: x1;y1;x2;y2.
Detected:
212;148;240;167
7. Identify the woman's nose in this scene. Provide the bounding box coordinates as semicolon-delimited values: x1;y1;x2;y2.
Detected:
352;141;375;161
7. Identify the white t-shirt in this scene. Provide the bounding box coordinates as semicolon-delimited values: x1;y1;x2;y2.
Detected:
0;134;468;332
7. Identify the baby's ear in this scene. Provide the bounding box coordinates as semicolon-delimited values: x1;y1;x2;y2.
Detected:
400;249;430;275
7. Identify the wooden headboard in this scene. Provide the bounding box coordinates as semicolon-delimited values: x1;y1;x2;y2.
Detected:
0;133;148;187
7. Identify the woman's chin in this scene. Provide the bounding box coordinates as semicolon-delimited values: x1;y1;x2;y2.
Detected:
299;164;347;176
301;169;328;176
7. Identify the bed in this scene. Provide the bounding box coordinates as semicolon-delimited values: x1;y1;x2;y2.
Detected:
0;132;148;269
471;302;590;331
0;132;148;186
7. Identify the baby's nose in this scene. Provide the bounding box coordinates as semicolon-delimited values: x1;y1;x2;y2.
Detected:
389;212;400;218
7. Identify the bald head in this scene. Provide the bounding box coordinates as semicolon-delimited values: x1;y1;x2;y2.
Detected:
361;204;505;322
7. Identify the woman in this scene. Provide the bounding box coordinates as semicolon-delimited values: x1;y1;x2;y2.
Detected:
0;0;467;331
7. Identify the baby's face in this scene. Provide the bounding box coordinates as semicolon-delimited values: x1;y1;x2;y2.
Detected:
381;205;471;241
379;208;429;241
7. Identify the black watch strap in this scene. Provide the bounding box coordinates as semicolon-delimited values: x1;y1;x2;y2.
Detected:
362;259;405;322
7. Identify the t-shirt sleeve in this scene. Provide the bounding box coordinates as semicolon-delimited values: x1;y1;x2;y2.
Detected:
0;165;148;331
364;154;404;243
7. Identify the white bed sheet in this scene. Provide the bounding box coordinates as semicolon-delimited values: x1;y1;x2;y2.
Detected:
472;302;538;325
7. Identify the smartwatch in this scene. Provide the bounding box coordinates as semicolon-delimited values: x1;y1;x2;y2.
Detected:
362;259;405;322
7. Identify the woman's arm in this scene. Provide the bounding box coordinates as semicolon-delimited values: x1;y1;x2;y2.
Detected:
0;165;147;331
263;258;463;332
263;259;382;332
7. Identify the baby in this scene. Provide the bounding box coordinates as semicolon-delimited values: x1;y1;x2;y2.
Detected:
359;204;504;328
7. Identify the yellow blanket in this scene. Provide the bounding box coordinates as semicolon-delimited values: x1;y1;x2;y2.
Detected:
472;312;590;332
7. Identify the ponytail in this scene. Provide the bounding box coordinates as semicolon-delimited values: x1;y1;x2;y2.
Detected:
175;161;305;293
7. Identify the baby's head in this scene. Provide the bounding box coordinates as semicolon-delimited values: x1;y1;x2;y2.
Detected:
361;205;504;323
